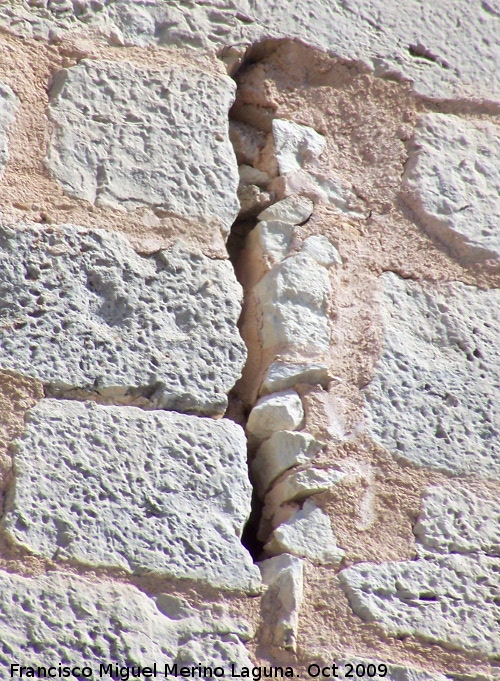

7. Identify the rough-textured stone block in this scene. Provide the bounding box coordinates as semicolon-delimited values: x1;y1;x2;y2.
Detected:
246;390;304;442
339;554;500;656
0;570;252;668
0;83;16;176
414;484;500;557
3;400;261;592
363;273;500;478
265;500;344;565
272;119;326;175
259;554;304;651
0;223;246;415
403;114;500;262
252;431;322;498
46;59;239;234
255;253;331;355
247;221;295;270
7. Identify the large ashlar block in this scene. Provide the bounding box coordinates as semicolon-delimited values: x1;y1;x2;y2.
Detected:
414;484;500;557
0;223;246;415
3;400;261;593
403;114;500;262
0;570;253;668
255;252;331;356
363;273;500;478
339;554;500;656
46;59;239;235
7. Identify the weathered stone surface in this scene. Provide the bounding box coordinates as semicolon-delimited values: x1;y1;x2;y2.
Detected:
230;121;267;166
252;431;322;498
255;253;331;355
301;235;342;267
272;119;326;175
46;59;239;233
1;2;498;102
265;500;345;565
260;361;331;394
265;468;346;509
414;484;500;556
3;399;261;592
0;570;253;667
403;114;500;262
339;554;500;656
0;223;246;415
259;554;304;651
247;221;295;269
0;83;16;176
363;273;500;478
258;195;314;225
246;390;304;442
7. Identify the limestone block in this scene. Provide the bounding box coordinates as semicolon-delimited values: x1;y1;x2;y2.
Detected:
265;500;345;565
301;235;342;267
255;253;331;355
258;195;314;225
3;399;261;592
260;360;332;394
272;119;326;175
0;83;17;176
259;554;304;651
363;272;500;478
339;554;500;656
403;114;500;262
246;220;295;269
414;484;500;557
45;59;239;234
0;223;246;415
252;431;322;498
0;570;253;668
265;468;346;509
246;390;304;442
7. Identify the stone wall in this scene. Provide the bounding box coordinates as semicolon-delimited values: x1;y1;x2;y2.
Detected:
0;2;498;680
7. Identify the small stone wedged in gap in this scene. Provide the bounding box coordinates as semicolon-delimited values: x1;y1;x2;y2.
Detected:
0;82;17;176
258;195;314;225
246;390;304;443
402;113;500;263
339;553;500;656
272;119;326;175
363;272;500;478
414;483;500;557
3;399;261;593
246;220;295;269
0;222;246;415
252;430;322;498
0;570;253;667
259;553;304;651
260;360;332;395
265;499;345;565
46;59;239;235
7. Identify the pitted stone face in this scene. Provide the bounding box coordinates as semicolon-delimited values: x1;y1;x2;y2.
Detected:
0;223;246;415
363;272;500;478
0;570;253;667
3;399;261;592
339;554;500;656
403;114;500;263
45;59;239;235
0;82;16;176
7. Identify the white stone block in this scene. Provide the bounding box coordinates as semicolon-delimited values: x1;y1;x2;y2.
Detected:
363;272;500;478
403;114;500;262
3;399;261;593
265;500;345;565
259;553;304;651
414;484;500;557
246;390;304;442
255;253;331;355
0;570;253;667
266;468;346;509
340;554;500;656
272;119;326;175
260;360;331;394
258;195;314;225
252;431;322;498
46;59;239;235
246;220;295;268
0;223;246;415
